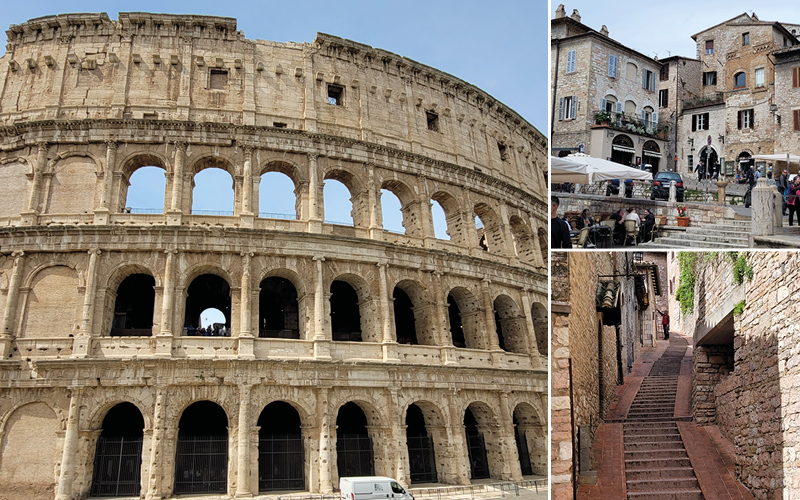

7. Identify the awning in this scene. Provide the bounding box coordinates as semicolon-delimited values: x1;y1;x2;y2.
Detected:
612;145;636;153
643;150;662;158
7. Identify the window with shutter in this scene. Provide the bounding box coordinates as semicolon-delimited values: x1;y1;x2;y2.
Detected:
692;115;697;132
616;102;623;114
652;112;658;128
571;96;578;119
794;109;800;131
608;55;617;77
558;98;565;121
660;63;669;81
705;40;714;55
566;50;576;73
601;98;607;111
793;67;800;88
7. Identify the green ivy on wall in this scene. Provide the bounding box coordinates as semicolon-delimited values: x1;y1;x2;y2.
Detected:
675;252;698;315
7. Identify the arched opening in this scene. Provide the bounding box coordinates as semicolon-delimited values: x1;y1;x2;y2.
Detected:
125;166;166;213
601;94;617;113
697;146;718;179
259;277;300;339
406;404;437;484
323;178;354;226
463;408;490;479
531;302;547;356
0;403;59;497
611;134;635;166
513;414;532;476
737;151;753;176
447;288;484;349
625;63;638;83
336;403;374;477
258;171;298;219
393;287;417;345
183;274;231;337
431;191;463;243
734;71;746;89
537;228;547;264
191;167;234;215
90;402;144;497
642;140;662;173
509;216;536;263
430;199;449;240
174;401;228;494
330;280;362;342
513;403;546;475
474;203;505;254
474;215;488;251
111;274;155;337
258;401;304;492
494;295;528;354
381;189;404;234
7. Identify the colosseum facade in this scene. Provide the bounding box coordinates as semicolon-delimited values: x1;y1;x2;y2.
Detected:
0;12;548;500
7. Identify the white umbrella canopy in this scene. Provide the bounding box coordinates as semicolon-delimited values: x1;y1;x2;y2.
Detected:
752;153;800;164
559;153;653;182
550;156;593;183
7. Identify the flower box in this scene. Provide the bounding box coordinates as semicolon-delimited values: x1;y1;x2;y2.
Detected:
677;216;690;227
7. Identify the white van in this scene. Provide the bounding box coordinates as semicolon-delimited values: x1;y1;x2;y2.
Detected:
339;477;414;500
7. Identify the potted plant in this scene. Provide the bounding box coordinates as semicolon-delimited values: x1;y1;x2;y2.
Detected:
676;205;690;227
594;110;612;126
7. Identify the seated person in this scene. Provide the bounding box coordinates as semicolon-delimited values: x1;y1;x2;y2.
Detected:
623;207;641;244
609;209;624;244
639;208;656;241
575;209;596;229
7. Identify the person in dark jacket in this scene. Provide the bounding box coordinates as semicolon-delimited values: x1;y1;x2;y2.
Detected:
779;169;789;216
639;209;656;242
551;196;573;248
789;176;800;226
575;209;596;229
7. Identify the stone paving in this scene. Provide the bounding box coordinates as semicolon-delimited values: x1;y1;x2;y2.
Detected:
577;333;756;500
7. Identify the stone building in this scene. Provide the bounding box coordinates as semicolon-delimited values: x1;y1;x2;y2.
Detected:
773;45;800;164
550;5;667;172
0;12;549;500
667;251;800;499
550;251;661;500
656;56;703;172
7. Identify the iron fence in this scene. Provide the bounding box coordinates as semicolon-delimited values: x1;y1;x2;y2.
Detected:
515;429;533;476
173;435;228;494
407;435;438;484
90;435;143;497
259;434;305;491
336;433;375;477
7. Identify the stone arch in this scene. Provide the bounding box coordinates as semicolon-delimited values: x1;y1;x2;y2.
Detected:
531;302;547;356
402;398;450;484
381;178;422;236
174;400;229;495
182;268;234;335
537;227;547;264
430;190;465;244
45;152;103;215
393;279;436;346
89;401;146;497
259;275;301;340
0;402;60;498
257;159;305;219
512;402;546;476
188;154;237;215
508;215;536;263
330;273;379;343
86;397;152;432
474;202;507;254
464;401;504;480
333;400;381;483
447;286;485;349
21;265;81;339
257;400;306;492
117;152;170;214
493;294;528;354
323;168;367;228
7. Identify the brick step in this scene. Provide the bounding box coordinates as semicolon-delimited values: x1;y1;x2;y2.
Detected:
626;489;704;500
624;432;682;442
629;401;676;406
626;477;700;491
626;457;692;469
625;440;685;451
625;449;689;460
625;416;682;423
624;422;678;430
625;467;697;480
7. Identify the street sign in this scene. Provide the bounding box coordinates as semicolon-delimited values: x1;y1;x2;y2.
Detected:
707;135;712;145
579;143;585;153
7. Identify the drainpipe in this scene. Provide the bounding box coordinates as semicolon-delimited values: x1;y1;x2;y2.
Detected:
551;39;561;142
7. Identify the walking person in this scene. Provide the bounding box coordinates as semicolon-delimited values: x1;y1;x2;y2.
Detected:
657;308;670;340
789;176;800;226
779;169;789;216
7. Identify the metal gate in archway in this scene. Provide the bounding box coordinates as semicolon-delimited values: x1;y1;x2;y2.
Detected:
515;428;533;476
337;433;375;477
259;434;305;491
465;434;490;479
174;435;228;494
407;435;437;483
90;436;143;497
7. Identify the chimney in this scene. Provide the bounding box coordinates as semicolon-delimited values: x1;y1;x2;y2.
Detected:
555;4;566;19
600;25;609;37
752;12;759;21
571;9;581;23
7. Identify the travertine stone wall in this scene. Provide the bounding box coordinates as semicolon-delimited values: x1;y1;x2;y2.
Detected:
774;47;800;171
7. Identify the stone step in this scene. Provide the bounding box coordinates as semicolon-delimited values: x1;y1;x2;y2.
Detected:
626;457;692;469
626;416;681;423
627;489;704;500
626;477;700;491
625;449;688;460
666;232;750;245
624;422;678;430
625;433;683;444
646;237;747;249
625;467;697;481
625;439;684;450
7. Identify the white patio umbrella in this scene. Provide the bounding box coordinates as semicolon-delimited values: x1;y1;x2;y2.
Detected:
556;153;653;182
550;156;593;183
752;153;800;164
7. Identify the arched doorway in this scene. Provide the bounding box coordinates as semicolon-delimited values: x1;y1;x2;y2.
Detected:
642;140;662;173
697;146;719;179
90;402;144;497
184;274;231;336
174;401;228;494
463;408;489;479
111;274;155;336
737;151;753;177
393;287;417;344
330;281;362;342
611;134;635;166
259;277;300;339
406;404;437;484
258;402;304;491
531;303;548;356
336;403;374;477
513;414;533;476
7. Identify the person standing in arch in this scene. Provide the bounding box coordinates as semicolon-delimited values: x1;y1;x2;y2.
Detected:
657;308;670;340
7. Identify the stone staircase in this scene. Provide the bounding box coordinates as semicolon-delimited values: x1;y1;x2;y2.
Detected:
624;337;704;499
643;220;750;248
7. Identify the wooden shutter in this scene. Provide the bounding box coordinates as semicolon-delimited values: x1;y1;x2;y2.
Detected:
750;110;754;129
571;96;578;119
642;69;647;89
794;109;800;131
737;111;742;129
566;50;576;73
692;115;697;132
704;113;710;130
652;112;658;128
601;98;607;111
616;102;623;114
608;55;617;77
793;67;800;88
558;98;565;121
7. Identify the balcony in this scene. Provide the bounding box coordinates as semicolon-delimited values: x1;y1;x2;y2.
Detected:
592;110;667;140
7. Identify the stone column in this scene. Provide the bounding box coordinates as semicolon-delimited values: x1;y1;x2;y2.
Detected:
22;141;48;225
480;279;501;354
317;387;333;493
156;249;177;357
387;389;408;485
751;178;775;237
313;256;331;359
56;387;82;500
431;270;457;365
367;163;382;239
167;143;186;226
236;384;253;497
146;387;167;500
72;248;101;358
715;181;728;206
520;291;539;358
307;153;322;232
240;147;255;228
378;262;399;362
95;141;117;224
499;393;523;481
668;180;677;203
239;252;255;359
446;393;470;484
0;251;25;357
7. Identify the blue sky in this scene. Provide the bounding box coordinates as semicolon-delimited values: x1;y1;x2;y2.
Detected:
2;1;546;232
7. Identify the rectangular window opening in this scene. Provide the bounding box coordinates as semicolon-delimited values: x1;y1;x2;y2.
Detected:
273;122;287;128
705;40;714;55
755;68;765;88
498;142;508;161
327;84;344;105
659;63;669;81
209;69;228;90
703;71;717;86
659;89;669;108
743;32;750;46
426;111;439;131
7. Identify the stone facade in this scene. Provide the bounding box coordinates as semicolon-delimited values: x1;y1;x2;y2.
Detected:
0;13;548;500
657;56;702;171
774;46;800;169
676;103;726;178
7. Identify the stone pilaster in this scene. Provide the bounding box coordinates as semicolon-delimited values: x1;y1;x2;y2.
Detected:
239;252;255;359
146;387;167;500
72;248;101;358
55;387;82;500
313;256;330;359
236;384;253;497
0;251;25;357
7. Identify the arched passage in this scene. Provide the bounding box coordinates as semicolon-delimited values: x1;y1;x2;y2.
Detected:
430;191;463;244
513;403;546;475
382;179;422;236
183;274;231;336
258;171;298;219
259;277;299;339
463;407;490;479
0;402;59;497
174;401;228;494
324;169;365;227
111;274;155;336
336;402;374;478
474;203;506;254
125;166;167;213
393;280;436;346
464;403;504;480
380;189;404;233
537;228;547;264
258;401;304;492
191;158;235;215
531;303;548;356
393;287;417;344
509;216;536;263
447;287;484;349
330;280;363;342
406;404;437;483
494;295;528;354
90;402;145;497
611;134;634;166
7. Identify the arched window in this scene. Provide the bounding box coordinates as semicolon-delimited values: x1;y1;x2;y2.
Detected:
192;168;234;215
406;404;437;483
381;189;404;233
91;403;145;497
734;72;746;89
258;402;304;491
259;277;300;339
259;171;297;219
125;166;166;213
330;281;362;341
111;274;155;336
174;401;228;494
183;274;231;336
336;403;374;477
323;179;354;226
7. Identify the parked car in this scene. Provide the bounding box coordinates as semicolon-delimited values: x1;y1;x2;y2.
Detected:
651;171;684;202
340;477;414;500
